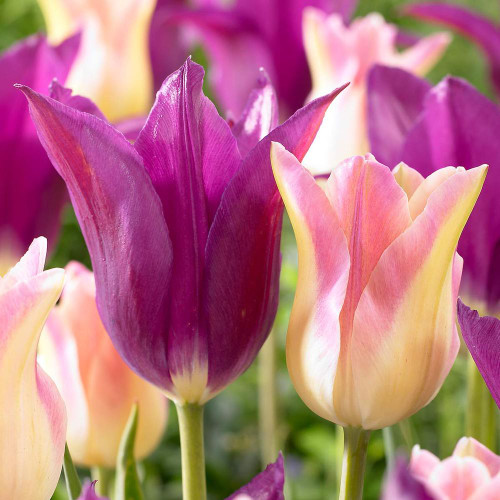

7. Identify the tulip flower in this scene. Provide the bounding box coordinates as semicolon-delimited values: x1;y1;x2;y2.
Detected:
271;143;485;498
406;2;500;99
19;58;341;498
78;481;108;500
0;237;66;499
457;301;500;409
227;453;284;500
0;34;78;273
301;8;450;174
37;0;155;121
409;437;500;499
39;261;168;468
154;0;357;117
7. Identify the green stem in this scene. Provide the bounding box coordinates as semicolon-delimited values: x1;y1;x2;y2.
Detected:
466;354;497;449
258;329;279;467
91;466;113;497
382;427;395;470
339;427;371;500
63;444;81;500
176;403;207;500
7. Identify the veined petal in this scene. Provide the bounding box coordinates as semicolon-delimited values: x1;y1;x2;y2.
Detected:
367;65;430;167
327;156;412;423
226;453;284;500
231;68;278;158
134;59;241;401
457;301;500;408
348;165;486;429
203;86;346;402
0;249;66;499
271;142;350;423
19;86;174;392
453;437;500;476
406;2;500;97
392;163;425;200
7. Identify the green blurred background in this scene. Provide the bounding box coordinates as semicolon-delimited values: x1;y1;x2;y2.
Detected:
1;0;499;498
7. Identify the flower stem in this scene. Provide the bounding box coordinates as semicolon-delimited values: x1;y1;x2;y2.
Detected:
176;403;207;500
258;329;279;466
466;354;497;449
339;427;371;500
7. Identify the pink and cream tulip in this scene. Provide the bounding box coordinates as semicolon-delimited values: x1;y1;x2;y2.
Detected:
271;144;486;429
0;237;66;499
37;0;155;121
409;437;500;499
302;8;450;174
39;262;167;468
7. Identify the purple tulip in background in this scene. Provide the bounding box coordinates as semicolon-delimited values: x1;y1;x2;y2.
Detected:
227;453;284;500
78;481;107;500
19;58;344;405
0;34;78;269
367;65;500;312
151;0;358;117
458;301;500;409
406;2;500;99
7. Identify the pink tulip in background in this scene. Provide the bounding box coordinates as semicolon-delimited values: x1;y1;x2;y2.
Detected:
0;237;66;499
271;144;486;429
302;8;450;174
410;437;500;499
39;261;167;468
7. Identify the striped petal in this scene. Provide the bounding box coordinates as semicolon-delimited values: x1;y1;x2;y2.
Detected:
271;142;350;422
348;165;486;428
457;301;500;408
392;163;425;200
0;238;66;499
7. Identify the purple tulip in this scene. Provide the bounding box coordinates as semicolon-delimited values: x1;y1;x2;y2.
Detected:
406;2;500;99
458;300;500;409
227;453;284;500
78;481;108;500
367;65;500;312
0;34;78;270
19;59;344;404
151;0;358;117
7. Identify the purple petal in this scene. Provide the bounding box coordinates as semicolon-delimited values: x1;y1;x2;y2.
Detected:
227;453;284;500
204;84;347;394
406;2;500;97
134;59;241;380
457;300;500;408
78;481;109;500
401;77;500;308
367;65;431;167
381;457;438;500
18;85;174;392
49;80;106;120
231;68;279;158
0;34;78;254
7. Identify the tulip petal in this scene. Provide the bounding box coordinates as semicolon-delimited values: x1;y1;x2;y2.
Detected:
350;165;486;428
203;86;347;402
78;480;109;500
410;445;441;478
0;34;78;256
392;163;425;200
231;68;279;158
271;142;350;423
19;85;174;391
382;457;438;500
453;437;500;476
457;301;500;409
470;473;500;500
227;453;285;500
367;65;430;167
134;59;241;398
406;2;500;97
0;241;66;499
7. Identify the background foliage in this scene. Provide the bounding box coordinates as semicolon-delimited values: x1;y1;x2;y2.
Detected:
1;0;499;498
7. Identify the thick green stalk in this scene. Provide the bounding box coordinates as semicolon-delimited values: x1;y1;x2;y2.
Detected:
258;330;279;467
466;355;497;449
176;403;207;500
63;444;81;500
339;427;371;500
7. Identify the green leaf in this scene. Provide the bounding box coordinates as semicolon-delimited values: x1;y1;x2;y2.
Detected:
63;444;82;500
114;404;144;500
